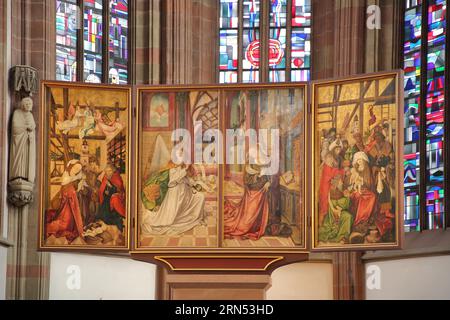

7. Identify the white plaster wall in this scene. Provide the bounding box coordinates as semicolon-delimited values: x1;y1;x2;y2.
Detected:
49;253;156;300
365;255;450;300
267;262;334;300
0;246;7;300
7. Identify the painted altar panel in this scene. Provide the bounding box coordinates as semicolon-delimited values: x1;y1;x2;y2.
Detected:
136;89;220;249
221;87;306;249
135;84;307;252
39;82;131;250
311;72;404;251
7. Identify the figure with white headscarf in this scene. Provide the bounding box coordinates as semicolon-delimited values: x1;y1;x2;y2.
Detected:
46;160;85;242
224;145;271;240
349;151;377;237
140;136;206;235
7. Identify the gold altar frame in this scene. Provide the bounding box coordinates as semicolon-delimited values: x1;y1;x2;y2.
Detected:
310;71;404;251
38;81;132;251
134;83;309;253
37;71;405;255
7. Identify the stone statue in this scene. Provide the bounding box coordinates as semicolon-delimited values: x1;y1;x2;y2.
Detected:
8;97;36;207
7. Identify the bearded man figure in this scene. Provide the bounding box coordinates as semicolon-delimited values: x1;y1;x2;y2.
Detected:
318;174;353;244
97;163;126;231
318;139;345;226
348;151;377;240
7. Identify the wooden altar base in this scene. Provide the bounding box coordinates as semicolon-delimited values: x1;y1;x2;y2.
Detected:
131;252;309;300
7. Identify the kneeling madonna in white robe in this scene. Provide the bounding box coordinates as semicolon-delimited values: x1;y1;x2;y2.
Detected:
141;165;206;235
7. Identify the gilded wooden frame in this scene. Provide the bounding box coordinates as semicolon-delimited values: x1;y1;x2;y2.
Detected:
38;81;132;251
134;83;309;253
310;71;404;251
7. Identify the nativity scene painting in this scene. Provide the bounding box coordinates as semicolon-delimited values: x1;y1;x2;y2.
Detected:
40;83;131;250
312;74;402;250
222;88;306;249
137;90;219;248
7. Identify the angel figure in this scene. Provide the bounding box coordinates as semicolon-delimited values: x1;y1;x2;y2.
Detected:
140;135;206;235
94;111;124;139
79;107;96;139
56;104;83;134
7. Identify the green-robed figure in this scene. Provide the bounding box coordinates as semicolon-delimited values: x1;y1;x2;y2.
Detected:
140;135;206;236
318;174;353;244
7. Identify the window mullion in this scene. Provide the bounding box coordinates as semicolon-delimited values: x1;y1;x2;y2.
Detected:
102;0;109;83
77;0;84;81
238;0;243;83
260;0;269;82
286;0;293;82
419;0;429;231
445;0;450;229
128;0;134;85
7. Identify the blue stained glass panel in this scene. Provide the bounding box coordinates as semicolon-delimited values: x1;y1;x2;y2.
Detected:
109;0;128;84
243;0;260;28
220;0;239;28
56;0;78;81
83;0;103;83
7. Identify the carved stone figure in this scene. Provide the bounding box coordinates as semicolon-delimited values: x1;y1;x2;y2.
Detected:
8;97;36;207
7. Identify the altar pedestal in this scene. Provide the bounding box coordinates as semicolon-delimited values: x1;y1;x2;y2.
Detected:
131;253;309;300
157;268;271;300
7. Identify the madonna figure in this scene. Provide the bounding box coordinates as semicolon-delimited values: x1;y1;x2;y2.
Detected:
46;160;84;242
224;148;271;241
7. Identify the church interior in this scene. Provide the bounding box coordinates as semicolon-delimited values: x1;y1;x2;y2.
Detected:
1;0;450;300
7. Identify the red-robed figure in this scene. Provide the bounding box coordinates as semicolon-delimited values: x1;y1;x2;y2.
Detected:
224;161;271;241
318;140;345;226
97;164;126;231
349;151;377;233
46;160;85;242
224;145;274;241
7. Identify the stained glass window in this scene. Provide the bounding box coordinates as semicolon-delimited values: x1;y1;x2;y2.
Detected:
56;0;79;81
403;0;447;231
83;0;103;83
109;0;129;84
242;0;261;83
55;0;129;84
219;0;239;83
269;0;287;82
290;0;311;82
219;0;312;83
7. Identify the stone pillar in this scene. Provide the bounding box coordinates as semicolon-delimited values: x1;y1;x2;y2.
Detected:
0;0;8;240
311;0;336;79
6;0;55;300
365;0;403;72
333;0;366;77
379;0;403;70
312;0;368;300
134;0;161;85
161;0;218;84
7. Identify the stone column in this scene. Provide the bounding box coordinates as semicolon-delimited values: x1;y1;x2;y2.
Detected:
365;0;403;72
161;0;218;84
312;0;367;300
6;0;55;300
0;0;8;240
380;0;403;70
134;0;161;85
333;0;366;77
311;0;336;79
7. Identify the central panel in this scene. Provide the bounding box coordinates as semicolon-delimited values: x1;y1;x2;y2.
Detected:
135;84;307;252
